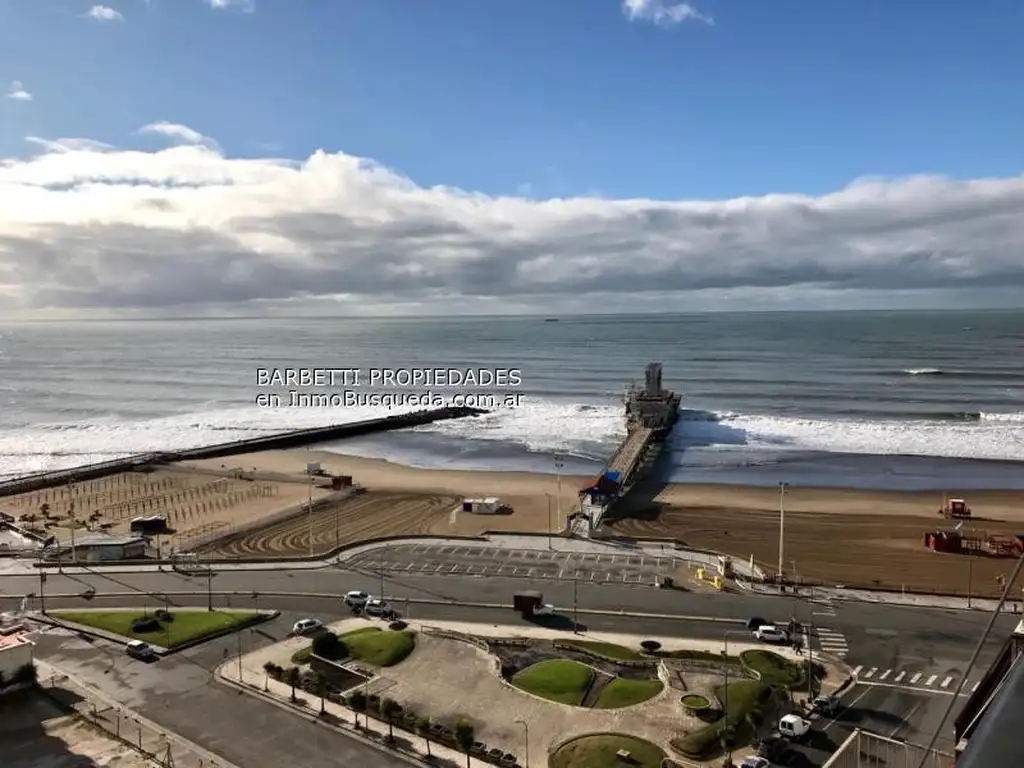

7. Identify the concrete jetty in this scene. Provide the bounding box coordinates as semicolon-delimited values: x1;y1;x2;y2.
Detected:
0;406;486;498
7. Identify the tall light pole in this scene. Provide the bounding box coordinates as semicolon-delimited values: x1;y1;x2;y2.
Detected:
546;493;553;551
514;718;530;768
777;482;789;582
307;475;314;558
554;455;564;531
722;629;748;764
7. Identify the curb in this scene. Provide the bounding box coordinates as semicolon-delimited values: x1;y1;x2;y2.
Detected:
214;666;429;766
19;590;745;624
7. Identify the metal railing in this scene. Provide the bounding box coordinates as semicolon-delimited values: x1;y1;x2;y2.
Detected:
823;729;955;768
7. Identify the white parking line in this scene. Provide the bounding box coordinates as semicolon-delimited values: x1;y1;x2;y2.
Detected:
972;681;979;692
852;666;863;676
879;670;891;681
449;565;457;573
911;673;922;684
926;675;938;687
864;668;877;679
512;566;519;575
895;671;906;683
620;574;629;582
526;568;535;577
941;676;953;689
606;572;613;581
589;572;596;581
433;564;443;573
557;570;565;579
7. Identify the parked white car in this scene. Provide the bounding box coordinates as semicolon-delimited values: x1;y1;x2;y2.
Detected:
344;590;371;607
292;618;323;635
778;713;812;740
754;625;789;644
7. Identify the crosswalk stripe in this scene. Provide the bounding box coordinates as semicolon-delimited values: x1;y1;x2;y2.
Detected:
941;676;953;689
865;668;877;679
972;681;979;692
879;670;891;680
895;671;906;682
926;675;938;686
852;665;863;676
911;673;922;684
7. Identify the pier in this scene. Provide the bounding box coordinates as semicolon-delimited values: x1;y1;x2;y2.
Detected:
0;406;486;498
575;363;680;536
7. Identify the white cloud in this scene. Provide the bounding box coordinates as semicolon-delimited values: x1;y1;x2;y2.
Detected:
5;81;32;101
204;0;255;11
138;121;220;151
0;127;1022;314
622;0;713;27
85;5;124;21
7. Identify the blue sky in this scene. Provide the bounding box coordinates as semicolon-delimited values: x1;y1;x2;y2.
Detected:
3;0;1022;201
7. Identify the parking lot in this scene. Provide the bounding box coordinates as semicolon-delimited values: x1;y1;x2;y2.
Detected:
347;543;677;584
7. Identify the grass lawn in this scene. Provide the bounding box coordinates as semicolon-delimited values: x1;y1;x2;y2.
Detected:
550;734;665;768
593;677;663;708
561;639;644;661
740;649;804;687
340;627;415;667
50;609;263;648
511;659;593;706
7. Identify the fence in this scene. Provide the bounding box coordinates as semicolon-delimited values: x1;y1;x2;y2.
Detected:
823;729;955;768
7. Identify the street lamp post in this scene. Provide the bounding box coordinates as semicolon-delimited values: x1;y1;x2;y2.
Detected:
307;475;314;558
546;493;553;551
777;482;789;582
722;630;748;763
514;718;530;768
555;455;565;530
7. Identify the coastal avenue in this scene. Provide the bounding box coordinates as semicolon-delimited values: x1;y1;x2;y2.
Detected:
3;563;1013;766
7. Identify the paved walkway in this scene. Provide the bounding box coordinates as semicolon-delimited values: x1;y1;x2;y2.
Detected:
36;658;240;768
226;616;841;768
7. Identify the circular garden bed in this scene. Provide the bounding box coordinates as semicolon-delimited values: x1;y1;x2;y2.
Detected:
550;733;666;768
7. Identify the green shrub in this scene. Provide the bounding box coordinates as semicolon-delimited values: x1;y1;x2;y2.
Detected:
312;631;348;661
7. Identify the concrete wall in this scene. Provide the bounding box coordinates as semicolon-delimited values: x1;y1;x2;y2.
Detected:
0;639;33;683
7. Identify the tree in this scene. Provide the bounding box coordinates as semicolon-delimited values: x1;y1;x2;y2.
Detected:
454;721;475;768
284;666;301;702
312;631;347;661
314;672;328;714
415;716;433;758
380;697;400;742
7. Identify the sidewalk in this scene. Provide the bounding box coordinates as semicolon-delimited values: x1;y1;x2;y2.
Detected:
36;659;240;768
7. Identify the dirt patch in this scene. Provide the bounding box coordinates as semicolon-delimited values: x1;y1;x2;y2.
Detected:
607;504;1023;596
196;490;460;558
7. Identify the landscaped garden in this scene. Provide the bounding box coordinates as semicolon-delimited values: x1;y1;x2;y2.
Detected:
292;627;416;668
512;659;593;705
550;733;666;768
50;609;265;648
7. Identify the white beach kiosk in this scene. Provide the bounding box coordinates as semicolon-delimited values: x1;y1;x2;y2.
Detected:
461;497;503;514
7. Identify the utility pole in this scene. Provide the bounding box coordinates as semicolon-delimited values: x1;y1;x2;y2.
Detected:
777;482;789;582
968;556;974;609
379;562;385;601
39;570;47;614
572;573;579;633
807;585;816;697
206;566;213;611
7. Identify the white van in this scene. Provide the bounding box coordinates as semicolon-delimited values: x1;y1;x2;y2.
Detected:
778;714;811;740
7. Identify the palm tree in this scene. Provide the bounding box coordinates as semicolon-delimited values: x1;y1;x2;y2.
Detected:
415;716;433;758
454;721;475;768
380;698;399;742
285;667;300;702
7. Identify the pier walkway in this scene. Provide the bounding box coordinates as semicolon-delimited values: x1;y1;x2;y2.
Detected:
606;426;654;487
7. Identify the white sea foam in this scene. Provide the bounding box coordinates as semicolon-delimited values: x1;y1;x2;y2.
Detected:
1;398;1023;481
903;368;944;375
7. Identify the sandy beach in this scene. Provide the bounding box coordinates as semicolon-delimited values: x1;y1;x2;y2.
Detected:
187;448;1024;524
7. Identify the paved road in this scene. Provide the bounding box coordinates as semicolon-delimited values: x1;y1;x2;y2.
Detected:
3;564;1015;767
28;609;416;768
787;681;961;766
348;542;676;584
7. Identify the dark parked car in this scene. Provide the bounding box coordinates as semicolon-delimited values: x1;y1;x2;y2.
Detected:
813;694;841;716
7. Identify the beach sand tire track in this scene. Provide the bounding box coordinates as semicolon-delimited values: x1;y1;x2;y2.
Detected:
196;491;458;559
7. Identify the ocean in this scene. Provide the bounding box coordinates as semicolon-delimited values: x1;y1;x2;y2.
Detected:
1;310;1023;491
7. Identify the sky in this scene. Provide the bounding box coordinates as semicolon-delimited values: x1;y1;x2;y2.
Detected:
1;0;1023;317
